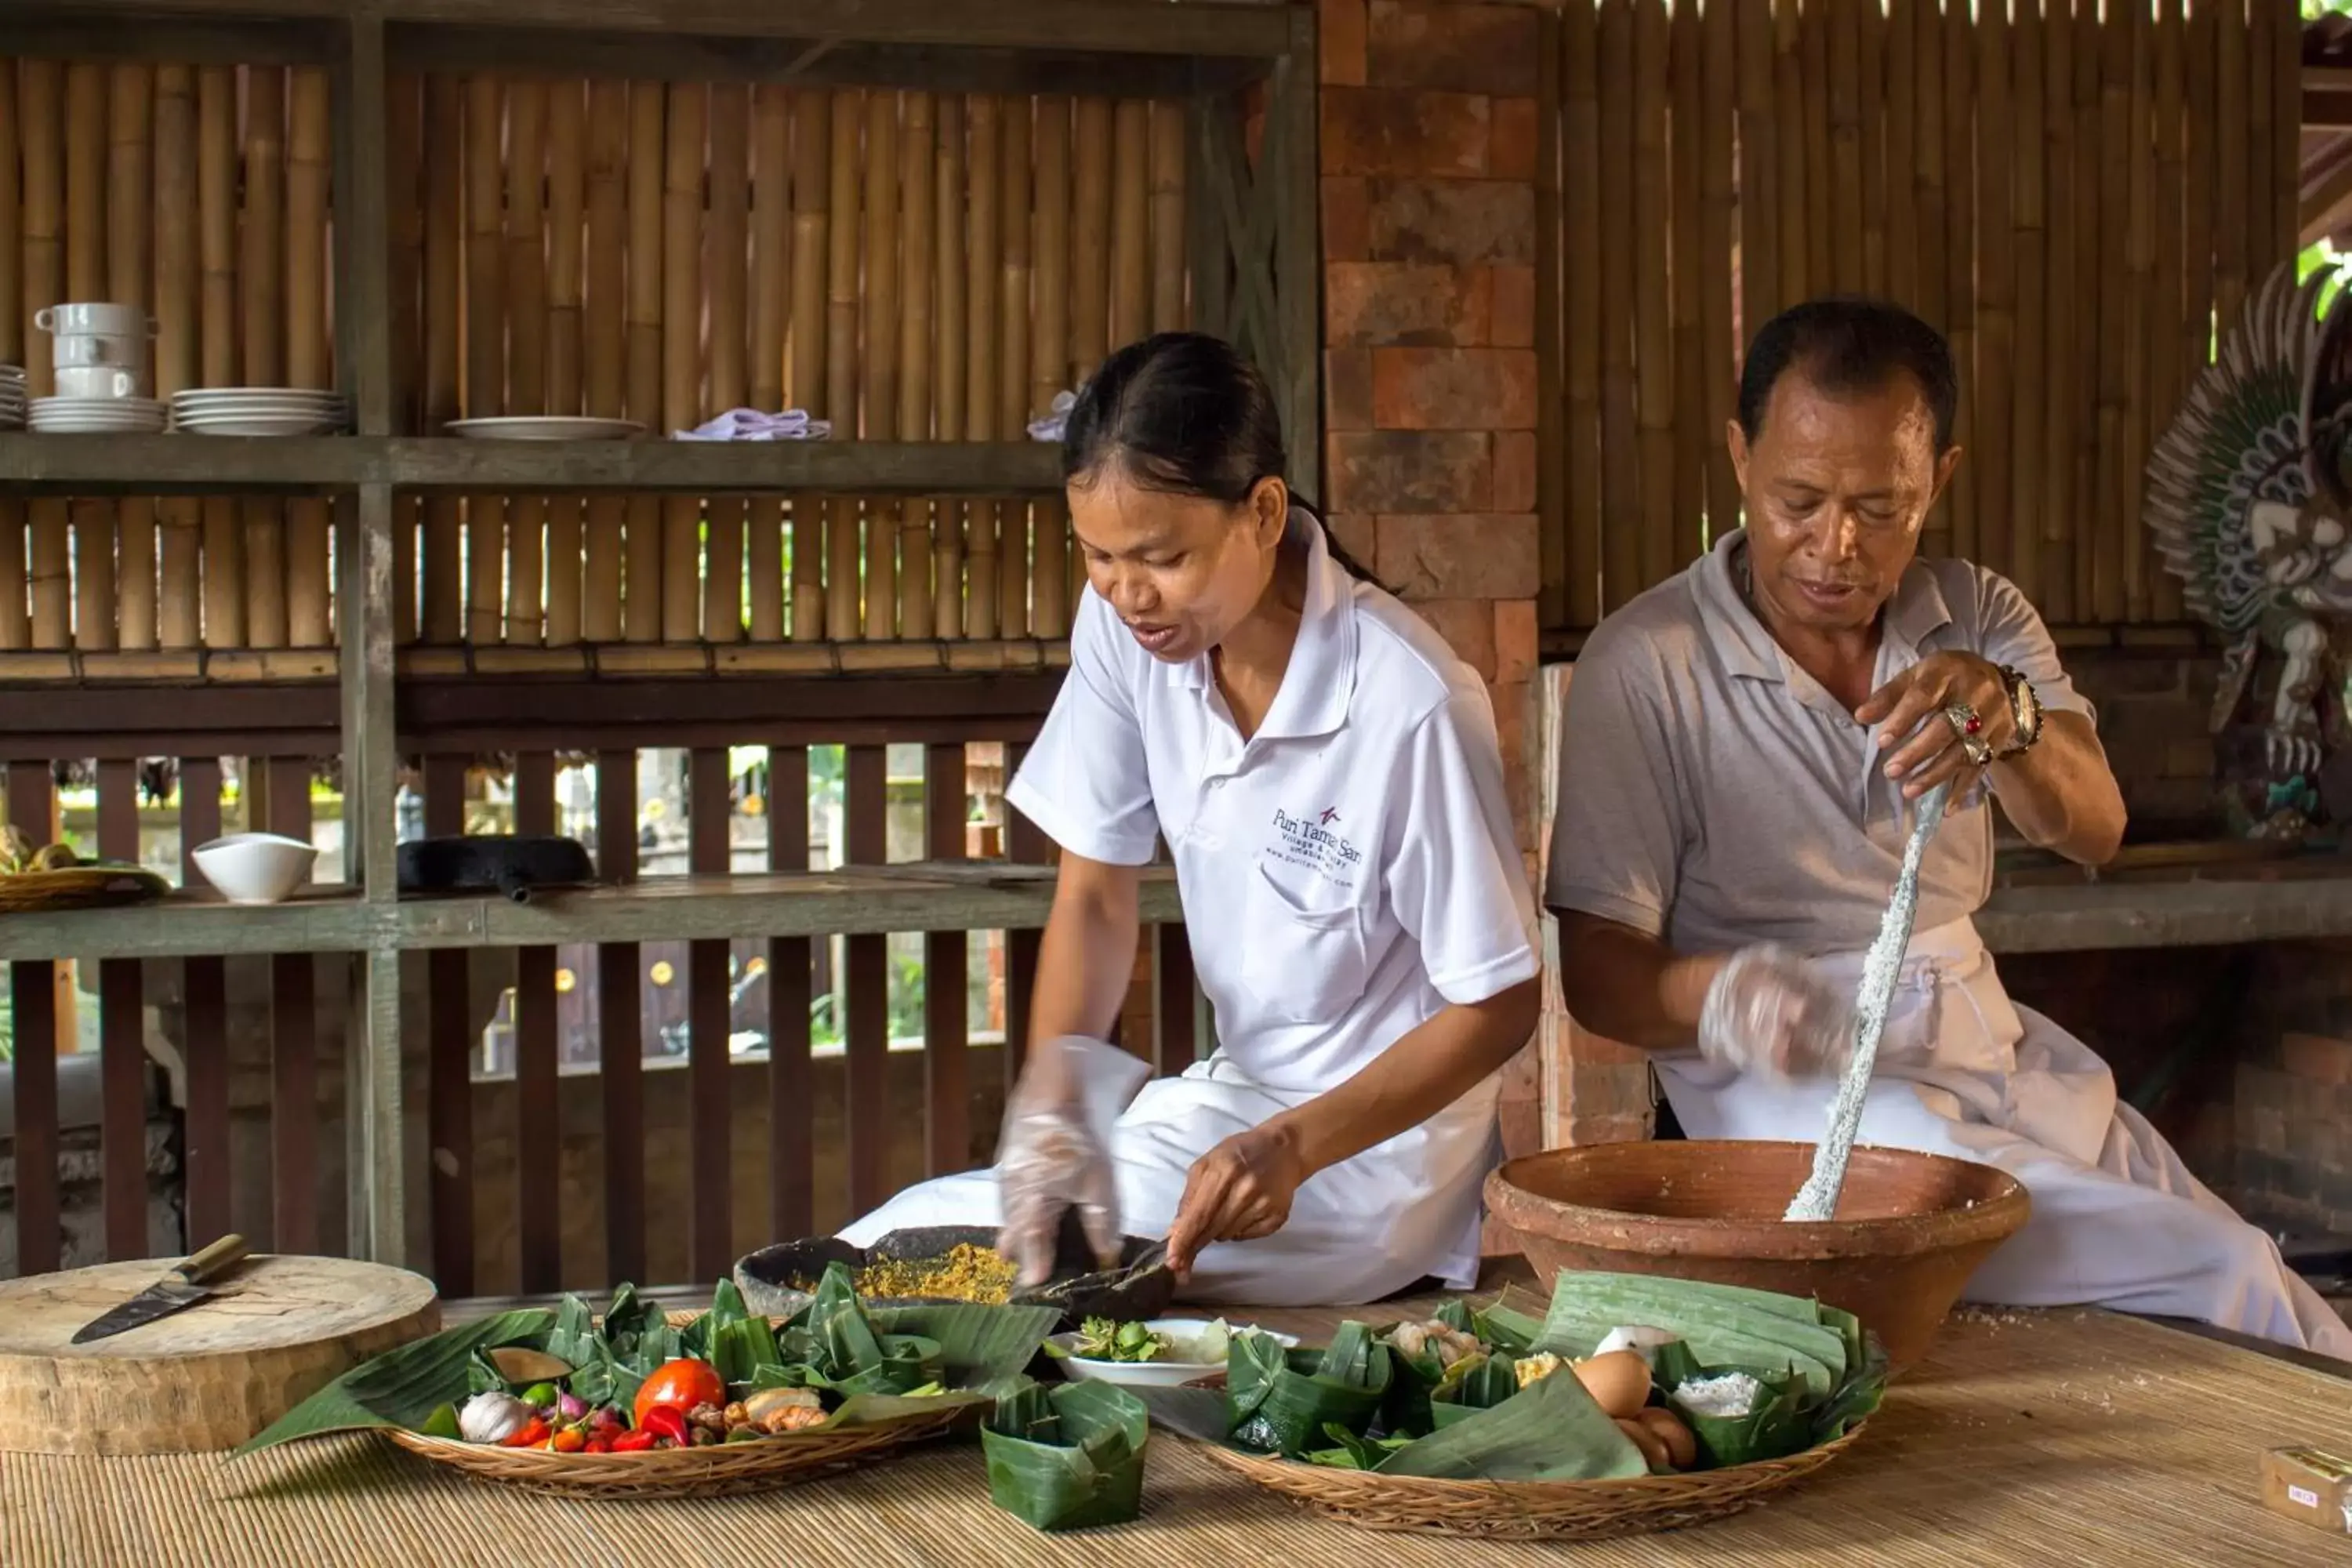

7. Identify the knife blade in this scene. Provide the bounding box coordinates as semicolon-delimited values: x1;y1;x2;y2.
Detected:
70;1233;251;1345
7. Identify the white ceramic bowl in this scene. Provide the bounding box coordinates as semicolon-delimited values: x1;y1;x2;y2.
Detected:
192;832;318;905
1049;1319;1297;1387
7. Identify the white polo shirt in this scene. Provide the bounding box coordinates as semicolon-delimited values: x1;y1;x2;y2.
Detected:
1006;518;1540;1095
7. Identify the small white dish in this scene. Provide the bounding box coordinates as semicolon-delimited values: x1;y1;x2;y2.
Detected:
192;832;318;905
1049;1319;1296;1387
446;416;644;441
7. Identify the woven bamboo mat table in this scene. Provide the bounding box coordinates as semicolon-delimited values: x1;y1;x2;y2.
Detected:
4;1292;2347;1567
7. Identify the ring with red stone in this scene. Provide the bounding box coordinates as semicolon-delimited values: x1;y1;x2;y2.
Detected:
1941;702;1992;767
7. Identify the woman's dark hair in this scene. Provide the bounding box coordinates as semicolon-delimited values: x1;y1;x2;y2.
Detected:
1737;296;1960;454
1061;332;1380;583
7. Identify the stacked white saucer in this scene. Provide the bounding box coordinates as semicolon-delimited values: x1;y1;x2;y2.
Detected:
0;366;23;430
30;393;166;433
171;386;350;437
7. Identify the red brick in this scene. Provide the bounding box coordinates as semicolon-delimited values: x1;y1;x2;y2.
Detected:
1324;347;1374;431
1410;597;1500;679
1493;429;1538;511
1494;598;1538;686
1328;430;1494;513
1325;511;1379;571
1319;0;1369;85
1367;1;1542;96
1322;88;1490;179
1377;512;1539;600
1321;176;1370;263
2284;1033;2352;1087
1371;347;1538;430
1490;675;1532;837
1368;178;1537;264
1489;263;1536;349
1325;262;1492;347
1488;96;1538;182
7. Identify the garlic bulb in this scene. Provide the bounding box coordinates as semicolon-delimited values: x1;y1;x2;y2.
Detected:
457;1389;535;1444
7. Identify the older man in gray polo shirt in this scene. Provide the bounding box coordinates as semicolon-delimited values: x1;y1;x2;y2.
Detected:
1546;298;2352;1358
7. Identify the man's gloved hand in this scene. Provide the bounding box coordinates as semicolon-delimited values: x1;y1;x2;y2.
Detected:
1697;945;1857;1081
996;1036;1123;1287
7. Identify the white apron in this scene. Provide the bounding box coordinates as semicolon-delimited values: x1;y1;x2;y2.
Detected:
1654;918;2352;1358
840;1039;1501;1305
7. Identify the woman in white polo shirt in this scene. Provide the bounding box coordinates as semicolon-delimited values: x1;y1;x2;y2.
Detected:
839;333;1541;1305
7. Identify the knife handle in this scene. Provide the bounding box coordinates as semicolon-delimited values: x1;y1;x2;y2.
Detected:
178;1233;249;1283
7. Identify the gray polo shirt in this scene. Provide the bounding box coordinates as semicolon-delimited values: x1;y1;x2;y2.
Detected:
1544;529;2095;956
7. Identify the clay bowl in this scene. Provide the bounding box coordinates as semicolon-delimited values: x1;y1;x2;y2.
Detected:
1484;1140;2030;1373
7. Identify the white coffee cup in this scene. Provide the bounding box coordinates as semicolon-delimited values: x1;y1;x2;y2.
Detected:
52;333;147;369
50;365;139;399
36;303;153;339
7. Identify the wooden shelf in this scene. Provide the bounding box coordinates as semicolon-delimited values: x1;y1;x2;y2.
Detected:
0;435;1065;497
0;864;1183;962
1976;873;2352;954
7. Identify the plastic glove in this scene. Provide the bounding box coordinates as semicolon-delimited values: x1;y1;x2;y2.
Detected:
1697;945;1857;1081
996;1036;1123;1288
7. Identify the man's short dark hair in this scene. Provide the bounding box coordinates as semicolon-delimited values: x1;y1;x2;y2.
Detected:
1736;297;1960;454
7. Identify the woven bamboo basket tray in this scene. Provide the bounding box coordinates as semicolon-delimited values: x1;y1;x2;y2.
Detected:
0;866;169;913
379;1308;968;1499
1181;1422;1866;1541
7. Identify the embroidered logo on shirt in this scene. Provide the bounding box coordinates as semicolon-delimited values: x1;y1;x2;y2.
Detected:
1270;807;1363;882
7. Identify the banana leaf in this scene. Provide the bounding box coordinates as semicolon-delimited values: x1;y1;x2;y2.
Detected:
601;1281;657;1353
1428;1353;1520;1430
1227;1323;1392;1457
872;1301;1062;1388
981;1379;1149;1531
230;1310;556;1457
1304;1423;1416;1470
1432;1298;1475;1335
682;1277;753;1359
1534;1272;1846;1397
1472;1301;1541;1358
465;1347;510;1396
544;1293;601;1370
1656;1342;1813;1468
1376;1362;1647;1482
1810;1330;1889;1441
1375;1337;1443;1439
711;1312;785;1388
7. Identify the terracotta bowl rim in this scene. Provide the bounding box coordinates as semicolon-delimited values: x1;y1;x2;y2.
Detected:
1485;1140;2031;1257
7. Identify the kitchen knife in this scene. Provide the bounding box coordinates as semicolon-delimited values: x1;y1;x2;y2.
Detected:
69;1234;251;1345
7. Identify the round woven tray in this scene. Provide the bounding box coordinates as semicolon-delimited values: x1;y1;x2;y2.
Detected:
0;866;168;913
1185;1423;1865;1540
379;1308;967;1499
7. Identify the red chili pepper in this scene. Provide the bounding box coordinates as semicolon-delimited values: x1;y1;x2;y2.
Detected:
640;1404;691;1447
609;1428;659;1453
497;1416;550;1450
583;1436;612;1454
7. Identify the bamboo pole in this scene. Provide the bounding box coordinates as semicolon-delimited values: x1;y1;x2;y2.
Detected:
1149;101;1187;335
286;67;332;649
2213;0;2245;336
1671;0;1704;572
66;64;105;303
2182;0;2216;454
1885;0;1916;308
193;65;240;646
999;97;1033;639
546;80;587;648
622;82;665;644
2121;0;2154;620
1858;0;1886;293
2072;0;2100;615
662;82;706;643
898;90;936;641
1942;0;1975;564
390;78;423;642
1599;0;1639;612
2009;0;2045;609
583;80;630;645
73;499;118;655
1828;0;1861;296
1634;0;1675;590
790;90;831;640
934;96;967;640
244;68;288;651
1;64;23;651
104;65;155;655
30;503;69;650
2038;0;2076;623
2091;0;2129;622
706;84;750;644
22;61;63;401
118;498;157;654
2245;0;2272;287
1977;0;2014;584
964;96;1002;641
1072;96;1113;381
1111;98;1149;354
422;76;465;643
826;90;864;644
2151;0;2185;622
749;82;790;644
0;495;26;650
1032;96;1073;638
1914;0;1947;329
1773;0;1808;309
1568;1;1606;627
863;89;901;638
2274;0;2299;278
1737;0;1780;327
464;75;505;645
503;80;550;647
1702;0;1740;540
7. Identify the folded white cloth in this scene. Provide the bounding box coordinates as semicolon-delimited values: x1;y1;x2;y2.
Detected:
672;407;833;441
1027;390;1076;442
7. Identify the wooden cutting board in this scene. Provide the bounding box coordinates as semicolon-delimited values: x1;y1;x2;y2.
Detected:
0;1253;440;1456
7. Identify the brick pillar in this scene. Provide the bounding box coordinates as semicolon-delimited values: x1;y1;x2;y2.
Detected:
1318;2;1554;1225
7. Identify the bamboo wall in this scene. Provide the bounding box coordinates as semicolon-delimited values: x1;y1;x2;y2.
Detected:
389;78;1191;652
1548;0;2305;630
0;60;339;662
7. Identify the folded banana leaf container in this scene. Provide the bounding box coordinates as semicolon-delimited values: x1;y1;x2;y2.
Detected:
982;1380;1151;1530
734;1216;1176;1330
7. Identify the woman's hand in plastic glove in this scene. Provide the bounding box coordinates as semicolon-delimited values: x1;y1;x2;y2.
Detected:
1696;945;1856;1080
995;1040;1123;1287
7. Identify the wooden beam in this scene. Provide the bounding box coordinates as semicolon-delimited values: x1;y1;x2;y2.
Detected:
397;669;1062;731
0;14;335;66
2303;138;2352;246
1272;8;1321;502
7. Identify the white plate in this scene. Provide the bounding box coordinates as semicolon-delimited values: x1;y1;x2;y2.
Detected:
175;417;343;437
1048;1319;1296;1387
446;416;644;441
173;394;347;408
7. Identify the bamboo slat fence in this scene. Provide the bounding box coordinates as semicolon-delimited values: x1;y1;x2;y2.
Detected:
1546;0;2303;631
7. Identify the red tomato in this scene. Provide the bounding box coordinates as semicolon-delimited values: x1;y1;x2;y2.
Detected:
633;1359;725;1428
